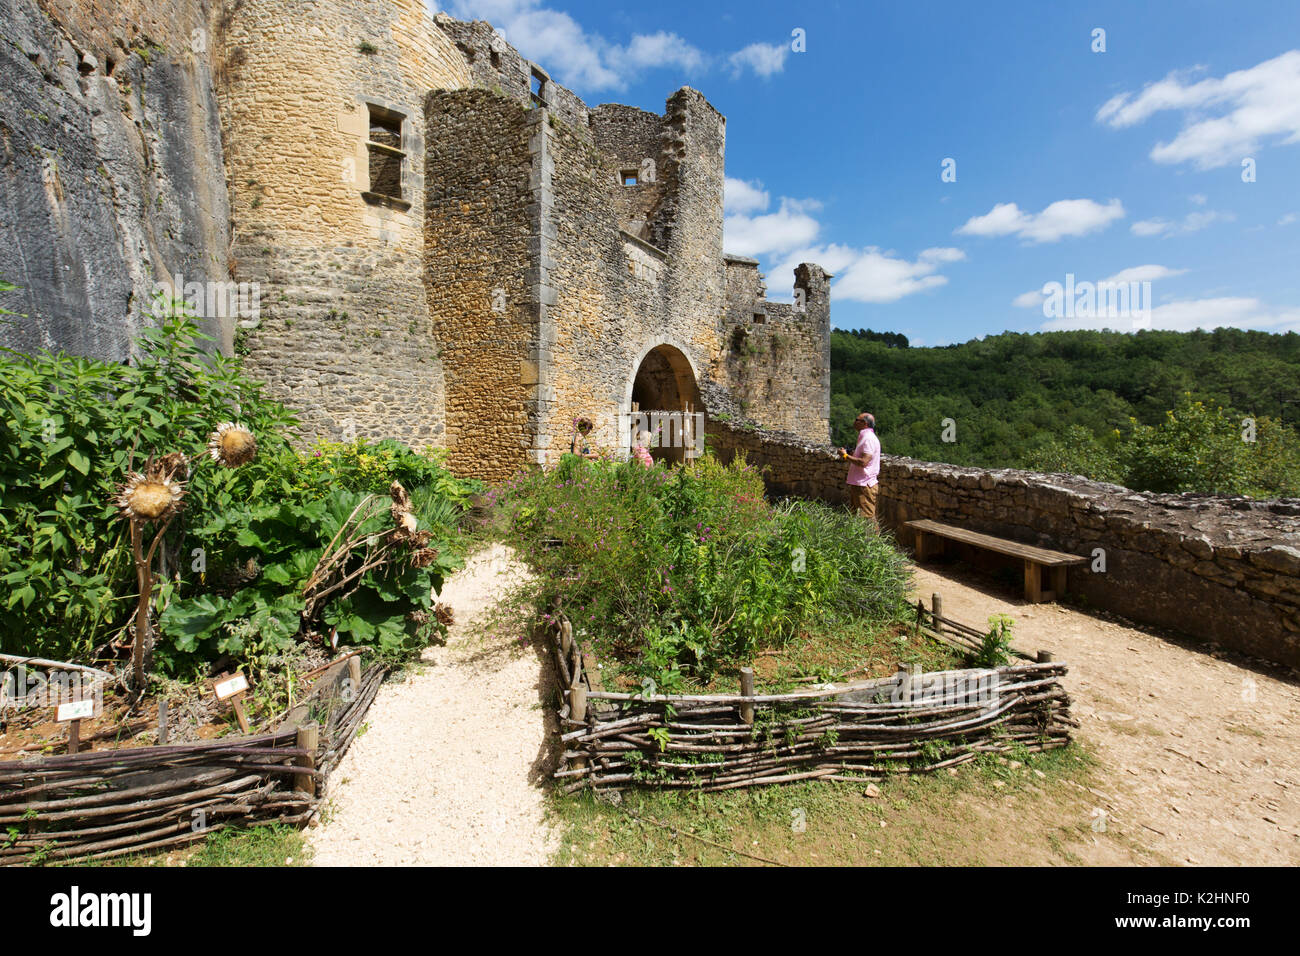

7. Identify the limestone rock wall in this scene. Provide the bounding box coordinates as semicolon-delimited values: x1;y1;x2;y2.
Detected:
221;0;469;445
706;419;1300;669
0;0;231;359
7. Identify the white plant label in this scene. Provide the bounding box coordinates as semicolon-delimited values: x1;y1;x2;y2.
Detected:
57;699;95;722
214;674;249;700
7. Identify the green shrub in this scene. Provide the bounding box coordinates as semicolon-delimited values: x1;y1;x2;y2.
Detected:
0;312;471;673
498;452;911;686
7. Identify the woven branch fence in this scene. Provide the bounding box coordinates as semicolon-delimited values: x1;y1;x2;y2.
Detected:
549;598;1075;794
0;655;386;865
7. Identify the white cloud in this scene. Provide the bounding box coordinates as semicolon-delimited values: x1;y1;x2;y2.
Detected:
724;177;770;216
762;244;965;304
1131;210;1234;237
1096;51;1300;168
956;199;1125;243
1101;264;1188;284
1280;213;1298;226
725;183;964;305
1015;265;1186;309
724;197;822;257
727;42;789;78
446;0;706;91
622;31;707;72
1189;193;1208;206
446;1;789;91
1042;296;1300;333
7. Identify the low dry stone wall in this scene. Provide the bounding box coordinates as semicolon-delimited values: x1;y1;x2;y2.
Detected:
706;419;1300;669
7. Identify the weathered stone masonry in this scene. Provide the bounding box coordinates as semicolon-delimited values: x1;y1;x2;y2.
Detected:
707;419;1300;670
2;2;830;468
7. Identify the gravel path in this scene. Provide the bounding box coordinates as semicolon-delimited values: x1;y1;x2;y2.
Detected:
911;565;1300;865
309;544;558;866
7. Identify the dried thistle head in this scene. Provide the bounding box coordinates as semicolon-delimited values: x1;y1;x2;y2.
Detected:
115;466;185;522
434;602;454;626
207;422;257;467
389;480;412;511
158;451;190;480
411;547;438;568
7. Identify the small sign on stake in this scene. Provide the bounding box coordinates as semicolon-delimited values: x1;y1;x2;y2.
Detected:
57;698;97;754
213;672;251;734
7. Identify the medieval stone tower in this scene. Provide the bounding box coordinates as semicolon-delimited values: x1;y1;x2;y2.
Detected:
1;0;833;482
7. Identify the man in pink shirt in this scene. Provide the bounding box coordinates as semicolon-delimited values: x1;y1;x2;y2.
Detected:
842;412;881;522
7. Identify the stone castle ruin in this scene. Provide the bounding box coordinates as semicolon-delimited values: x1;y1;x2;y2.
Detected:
3;0;1297;669
0;0;831;481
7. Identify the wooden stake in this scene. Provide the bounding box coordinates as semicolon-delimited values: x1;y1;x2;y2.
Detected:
1037;650;1054;663
157;698;169;745
931;592;943;623
67;719;81;755
739;667;755;725
347;655;362;699
294;723;319;798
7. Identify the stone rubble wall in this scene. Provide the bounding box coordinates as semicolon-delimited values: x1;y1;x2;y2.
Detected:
424;89;535;481
719;258;831;443
705;418;1300;669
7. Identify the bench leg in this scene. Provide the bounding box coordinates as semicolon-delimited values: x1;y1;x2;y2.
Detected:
1024;560;1042;603
1050;566;1067;602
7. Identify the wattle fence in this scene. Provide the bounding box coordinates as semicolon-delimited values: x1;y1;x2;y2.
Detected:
547;604;1075;793
0;656;385;865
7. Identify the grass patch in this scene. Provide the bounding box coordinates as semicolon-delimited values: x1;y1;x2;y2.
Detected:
77;823;310;868
550;744;1139;867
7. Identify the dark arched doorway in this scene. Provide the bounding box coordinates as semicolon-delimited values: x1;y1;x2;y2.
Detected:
628;344;703;464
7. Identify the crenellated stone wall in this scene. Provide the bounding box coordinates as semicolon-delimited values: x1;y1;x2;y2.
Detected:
706;418;1300;669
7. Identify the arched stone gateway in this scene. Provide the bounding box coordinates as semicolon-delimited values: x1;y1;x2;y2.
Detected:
627;343;704;464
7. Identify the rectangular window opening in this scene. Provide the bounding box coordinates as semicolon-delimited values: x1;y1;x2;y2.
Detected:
530;69;547;107
363;104;408;209
620;170;639;187
753;313;766;324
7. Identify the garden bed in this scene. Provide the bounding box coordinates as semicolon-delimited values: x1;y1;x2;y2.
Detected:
547;602;1074;794
0;655;385;865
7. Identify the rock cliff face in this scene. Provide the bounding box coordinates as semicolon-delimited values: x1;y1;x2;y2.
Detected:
0;0;230;359
706;418;1300;670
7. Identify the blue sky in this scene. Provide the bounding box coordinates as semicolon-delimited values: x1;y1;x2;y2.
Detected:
439;1;1300;345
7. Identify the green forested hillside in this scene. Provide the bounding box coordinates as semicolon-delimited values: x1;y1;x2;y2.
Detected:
830;328;1300;497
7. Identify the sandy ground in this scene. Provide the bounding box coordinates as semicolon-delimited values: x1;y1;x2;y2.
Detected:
309;544;557;866
910;564;1300;866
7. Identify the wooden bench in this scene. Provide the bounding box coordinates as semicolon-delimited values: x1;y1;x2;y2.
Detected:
905;518;1086;603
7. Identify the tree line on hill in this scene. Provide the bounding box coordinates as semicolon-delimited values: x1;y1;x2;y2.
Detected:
830;327;1300;498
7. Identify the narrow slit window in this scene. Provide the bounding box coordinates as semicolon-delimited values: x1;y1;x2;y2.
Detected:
364;105;407;208
530;69;547;107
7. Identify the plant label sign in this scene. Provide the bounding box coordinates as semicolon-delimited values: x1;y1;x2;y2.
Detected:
214;673;249;701
56;699;96;722
213;672;251;734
